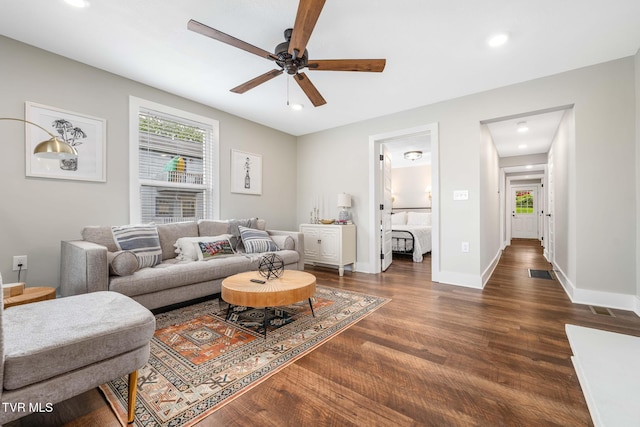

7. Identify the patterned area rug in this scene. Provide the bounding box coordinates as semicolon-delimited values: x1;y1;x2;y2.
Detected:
100;285;389;426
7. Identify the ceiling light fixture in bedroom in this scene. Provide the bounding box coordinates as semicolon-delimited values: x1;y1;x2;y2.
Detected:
517;121;529;133
404;151;422;161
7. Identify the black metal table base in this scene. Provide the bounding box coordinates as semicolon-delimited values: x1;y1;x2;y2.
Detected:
225;298;316;339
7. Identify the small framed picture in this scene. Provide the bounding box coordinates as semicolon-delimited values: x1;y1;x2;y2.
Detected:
231;149;262;195
25;102;106;182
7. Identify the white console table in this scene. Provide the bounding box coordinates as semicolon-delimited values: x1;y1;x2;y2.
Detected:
299;224;356;276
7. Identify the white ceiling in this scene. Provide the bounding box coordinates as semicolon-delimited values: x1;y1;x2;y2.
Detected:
383;134;431;168
486;108;568;158
2;1;639;136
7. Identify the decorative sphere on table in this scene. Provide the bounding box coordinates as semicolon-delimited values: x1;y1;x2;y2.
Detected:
258;253;285;280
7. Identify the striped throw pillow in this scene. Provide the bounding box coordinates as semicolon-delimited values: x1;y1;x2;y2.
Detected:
238;225;278;254
111;224;162;269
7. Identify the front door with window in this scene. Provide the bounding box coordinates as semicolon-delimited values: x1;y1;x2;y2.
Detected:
511;187;538;239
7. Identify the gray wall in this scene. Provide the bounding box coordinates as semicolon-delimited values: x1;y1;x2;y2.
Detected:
297;56;637;297
479;124;501;277
0;36;297;289
550;109;576;287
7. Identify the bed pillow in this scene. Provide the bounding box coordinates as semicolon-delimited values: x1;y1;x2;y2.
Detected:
391;211;407;225
195;237;235;261
111;224;162;269
238;225;279;254
407;212;431;226
174;234;233;261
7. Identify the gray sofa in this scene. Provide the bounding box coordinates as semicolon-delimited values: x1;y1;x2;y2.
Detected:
60;219;304;310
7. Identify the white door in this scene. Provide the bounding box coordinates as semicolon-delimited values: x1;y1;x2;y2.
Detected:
381;145;393;271
511;186;538;239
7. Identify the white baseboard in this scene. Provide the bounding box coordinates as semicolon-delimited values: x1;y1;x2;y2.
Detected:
555;266;639;315
482;249;502;288
436;271;483;289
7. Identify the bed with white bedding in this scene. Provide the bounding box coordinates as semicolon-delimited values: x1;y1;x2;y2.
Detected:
391;211;432;262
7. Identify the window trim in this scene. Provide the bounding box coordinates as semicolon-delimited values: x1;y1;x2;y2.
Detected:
129;96;220;223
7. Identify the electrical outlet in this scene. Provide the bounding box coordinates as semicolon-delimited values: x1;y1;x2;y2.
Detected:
12;255;27;271
461;242;469;253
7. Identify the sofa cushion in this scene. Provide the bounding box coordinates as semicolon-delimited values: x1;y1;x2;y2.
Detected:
82;226;119;252
238;225;279;253
109;255;253;297
174;234;233;261
245;250;300;269
157;221;199;260
197;220;231;238
112;224;162;269
2;291;155;391
108;250;138;276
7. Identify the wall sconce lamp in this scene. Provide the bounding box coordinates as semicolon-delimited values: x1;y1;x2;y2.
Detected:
0;117;78;159
403;150;422;161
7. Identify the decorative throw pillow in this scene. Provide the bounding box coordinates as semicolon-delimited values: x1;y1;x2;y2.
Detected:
111;224;162;269
174;235;233;261
270;235;295;251
107;251;139;276
227;218;259;251
238;225;279;254
195;238;235;261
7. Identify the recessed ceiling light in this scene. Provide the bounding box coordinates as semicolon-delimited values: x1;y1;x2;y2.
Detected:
487;33;509;47
290;103;303;111
64;0;89;8
516;121;529;133
518;144;528;149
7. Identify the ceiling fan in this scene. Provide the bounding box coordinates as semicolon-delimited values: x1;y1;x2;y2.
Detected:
187;0;386;107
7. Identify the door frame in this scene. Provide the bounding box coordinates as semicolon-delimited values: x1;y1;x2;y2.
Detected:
368;123;440;281
503;173;545;245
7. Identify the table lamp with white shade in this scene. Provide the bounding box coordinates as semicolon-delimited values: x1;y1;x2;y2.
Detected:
337;193;352;222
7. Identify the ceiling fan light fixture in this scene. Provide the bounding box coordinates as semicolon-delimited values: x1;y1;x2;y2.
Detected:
487;33;509;47
404;150;422;161
64;0;89;8
290;103;304;111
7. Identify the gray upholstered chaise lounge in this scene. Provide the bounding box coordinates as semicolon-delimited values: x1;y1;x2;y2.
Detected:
0;287;155;425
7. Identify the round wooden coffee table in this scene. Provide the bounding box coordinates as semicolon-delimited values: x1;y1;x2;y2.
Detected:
221;270;316;337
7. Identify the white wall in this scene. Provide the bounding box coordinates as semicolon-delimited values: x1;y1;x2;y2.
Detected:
391;164;432;209
549;109;576;291
479;124;501;284
297;56;637;299
636;47;640;305
0;36;297;289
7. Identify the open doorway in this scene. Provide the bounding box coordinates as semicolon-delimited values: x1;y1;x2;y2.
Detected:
368;123;440;281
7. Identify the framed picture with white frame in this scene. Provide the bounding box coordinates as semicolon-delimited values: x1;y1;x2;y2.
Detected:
25;102;107;182
231;149;262;195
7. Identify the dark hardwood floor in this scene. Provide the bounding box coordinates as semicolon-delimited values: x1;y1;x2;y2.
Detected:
10;239;640;426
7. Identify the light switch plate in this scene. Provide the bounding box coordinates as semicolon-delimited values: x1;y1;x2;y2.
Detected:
453;190;469;201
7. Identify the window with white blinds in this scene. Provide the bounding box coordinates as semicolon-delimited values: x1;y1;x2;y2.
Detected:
129;97;219;224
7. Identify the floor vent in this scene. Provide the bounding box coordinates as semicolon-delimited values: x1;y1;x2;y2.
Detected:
528;269;554;280
589;306;616;317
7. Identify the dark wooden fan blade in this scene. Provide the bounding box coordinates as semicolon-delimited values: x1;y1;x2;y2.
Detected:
288;0;326;58
307;59;386;72
188;19;277;61
294;72;326;107
230;69;284;94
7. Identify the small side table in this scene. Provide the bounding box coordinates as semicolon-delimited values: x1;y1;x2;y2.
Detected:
3;287;56;308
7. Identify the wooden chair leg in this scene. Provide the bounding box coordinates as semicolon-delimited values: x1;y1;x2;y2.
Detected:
127;370;138;424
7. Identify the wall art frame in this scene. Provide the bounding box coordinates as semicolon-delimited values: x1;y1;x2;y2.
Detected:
25;101;107;182
230;149;262;195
